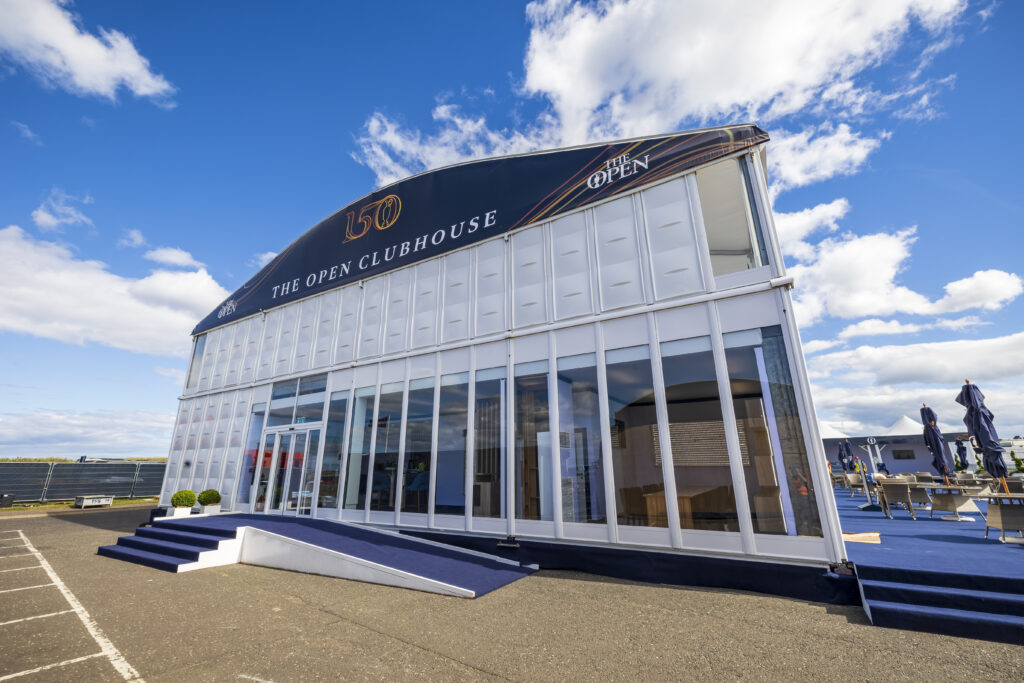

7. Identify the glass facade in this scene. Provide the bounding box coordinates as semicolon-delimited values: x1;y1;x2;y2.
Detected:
167;146;834;561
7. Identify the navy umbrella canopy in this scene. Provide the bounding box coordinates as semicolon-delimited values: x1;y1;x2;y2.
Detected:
955;380;1008;480
920;404;952;478
954;439;969;470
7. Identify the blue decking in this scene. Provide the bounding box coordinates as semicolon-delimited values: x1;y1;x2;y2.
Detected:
153;514;535;597
835;488;1024;644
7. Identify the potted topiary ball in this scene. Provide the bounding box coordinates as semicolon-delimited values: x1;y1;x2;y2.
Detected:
197;489;222;515
170;489;197;517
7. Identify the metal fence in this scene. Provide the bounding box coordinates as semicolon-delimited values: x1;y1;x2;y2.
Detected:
0;462;166;502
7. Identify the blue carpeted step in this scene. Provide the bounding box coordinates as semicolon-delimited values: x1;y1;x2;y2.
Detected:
154;519;240;538
117;535;208;561
136;526;226;549
867;599;1024;645
98;544;192;572
860;579;1024;618
856;563;1024;596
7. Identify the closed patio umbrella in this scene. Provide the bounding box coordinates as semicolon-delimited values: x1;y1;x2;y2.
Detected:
839;440;853;472
920;403;952;484
954;438;969;470
955;380;1009;493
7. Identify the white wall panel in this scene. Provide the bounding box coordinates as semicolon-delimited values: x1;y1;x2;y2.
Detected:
240;316;262;384
219;388;251;508
412;260;440;348
225;319;249;387
335;285;361;363
717;290;780;332
274;303;299;376
313;290;339;368
292;298;318;372
512;225;549;328
256;309;282;381
358;277;386;358
385;268;413;354
211;326;231;390
442;250;471;343
197;328;220;392
550;213;593;320
474;239;507;337
594;196;645;310
642;179;704;299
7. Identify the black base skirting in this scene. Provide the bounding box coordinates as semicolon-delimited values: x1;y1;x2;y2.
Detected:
399;529;860;606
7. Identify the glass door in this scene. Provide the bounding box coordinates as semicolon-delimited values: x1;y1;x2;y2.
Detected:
251;433;277;512
251;427;323;516
268;434;293;513
293;429;320;516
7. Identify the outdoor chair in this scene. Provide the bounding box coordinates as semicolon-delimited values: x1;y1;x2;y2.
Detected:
915;472;935;483
844;473;864;497
1007;478;1024;494
880;480;917;520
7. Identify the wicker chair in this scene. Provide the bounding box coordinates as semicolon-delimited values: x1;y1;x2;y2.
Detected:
880;479;917;520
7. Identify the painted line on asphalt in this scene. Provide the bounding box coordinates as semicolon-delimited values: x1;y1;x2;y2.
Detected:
0;554;34;560
0;543;30;549
0;583;55;594
0;609;74;627
0;652;106;681
0;530;22;535
16;531;143;682
0;565;43;573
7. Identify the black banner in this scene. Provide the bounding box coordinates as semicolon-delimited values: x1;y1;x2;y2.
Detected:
195;125;768;334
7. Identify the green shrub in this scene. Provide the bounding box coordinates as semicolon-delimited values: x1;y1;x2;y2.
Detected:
171;489;197;508
197;489;221;506
1011;450;1024;474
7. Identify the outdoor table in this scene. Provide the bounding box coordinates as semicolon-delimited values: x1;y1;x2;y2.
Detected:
906;482;983;522
971;491;1024;543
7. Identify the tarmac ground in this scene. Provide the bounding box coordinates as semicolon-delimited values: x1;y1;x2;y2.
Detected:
1;507;1021;682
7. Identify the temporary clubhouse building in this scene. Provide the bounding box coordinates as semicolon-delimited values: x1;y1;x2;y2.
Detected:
154;125;850;598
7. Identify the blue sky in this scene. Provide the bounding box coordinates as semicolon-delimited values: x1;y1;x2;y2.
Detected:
1;0;1022;458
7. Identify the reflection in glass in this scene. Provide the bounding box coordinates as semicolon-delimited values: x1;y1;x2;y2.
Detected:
252;433;275;512
726;327;822;536
474;368;505;518
267;379;298;427
343;387;376;510
294;374;327;423
187;335;206;389
296;430;320;515
435;373;468;515
318;392;348;510
282;433;306;511
270;434;293;511
555;355;606;524
605;346;667;527
236;403;266;507
401;379;434;514
696;159;761;277
370;383;403;511
660;338;739;532
515;361;552;521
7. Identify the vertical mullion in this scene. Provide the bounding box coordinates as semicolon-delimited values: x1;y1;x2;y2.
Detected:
427;354;441;529
505;340;516;538
594;323;619;544
394;358;411;526
647;313;683;548
465;347;478;531
707;301;756;554
363;364;383;522
548;332;564;538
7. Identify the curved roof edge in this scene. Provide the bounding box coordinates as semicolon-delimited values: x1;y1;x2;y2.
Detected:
194;124;768;335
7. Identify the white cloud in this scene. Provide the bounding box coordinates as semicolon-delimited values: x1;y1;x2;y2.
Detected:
0;225;228;357
767;124;883;197
802;339;843;354
355;0;965;187
0;408;173;459
10;120;42;145
248;251;279;269
118;228;145;248
31;187;93;231
144;246;204;268
788;228;1021;325
0;0;175;104
154;366;186;385
836;315;985;340
773;198;850;261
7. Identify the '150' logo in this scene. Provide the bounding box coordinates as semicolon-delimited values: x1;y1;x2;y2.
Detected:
343;194;402;243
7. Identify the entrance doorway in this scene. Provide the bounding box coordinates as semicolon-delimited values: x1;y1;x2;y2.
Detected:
250;427;322;516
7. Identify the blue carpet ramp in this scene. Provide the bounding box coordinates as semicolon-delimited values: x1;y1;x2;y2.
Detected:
99;514;534;598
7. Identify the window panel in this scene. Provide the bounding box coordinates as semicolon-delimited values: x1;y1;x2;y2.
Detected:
266;378;298;427
660;337;739;532
370;383;404;511
606;346;667;527
234;402;266;506
435;372;468;515
401;379;434;514
186;335;206;390
294;374;327;423
555;354;606;524
318;392;349;510
515;362;552;521
473;367;506;518
696;159;761;277
343;386;376;509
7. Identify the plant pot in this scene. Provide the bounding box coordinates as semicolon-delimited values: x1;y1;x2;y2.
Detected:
201;504;221;515
170;506;193;518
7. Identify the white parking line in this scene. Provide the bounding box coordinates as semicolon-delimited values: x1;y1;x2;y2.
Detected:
0;544;30;549
14;531;143;682
0;565;43;573
0;530;22;536
0;583;55;594
0;554;34;560
0;653;106;681
0;609;74;627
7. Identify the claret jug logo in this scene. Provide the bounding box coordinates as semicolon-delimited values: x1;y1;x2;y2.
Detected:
587;152;650;190
343;194;402;243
